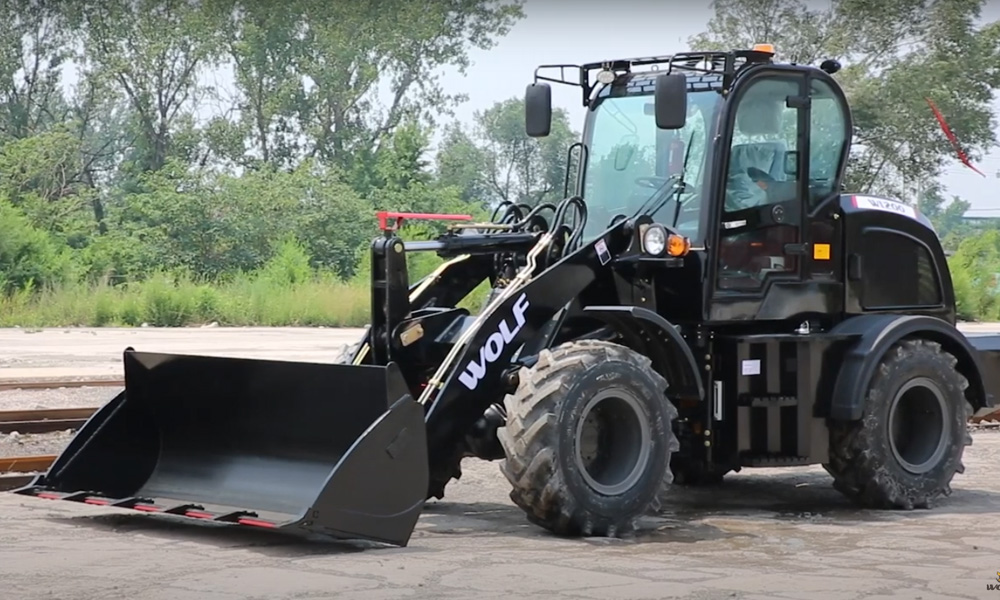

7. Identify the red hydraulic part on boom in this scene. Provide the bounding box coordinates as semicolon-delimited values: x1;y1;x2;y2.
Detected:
376;211;473;232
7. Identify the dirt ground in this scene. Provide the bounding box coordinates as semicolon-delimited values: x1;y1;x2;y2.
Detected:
2;326;1000;599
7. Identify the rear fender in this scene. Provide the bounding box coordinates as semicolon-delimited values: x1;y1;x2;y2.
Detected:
581;306;704;402
827;314;989;421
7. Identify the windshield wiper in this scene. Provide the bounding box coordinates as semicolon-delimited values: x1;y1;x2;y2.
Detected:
671;130;696;228
631;175;678;219
635;129;696;225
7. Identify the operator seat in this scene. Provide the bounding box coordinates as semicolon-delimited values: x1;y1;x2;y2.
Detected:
718;109;799;288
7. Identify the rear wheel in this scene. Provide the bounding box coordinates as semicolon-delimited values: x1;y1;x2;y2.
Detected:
825;338;972;509
498;339;679;537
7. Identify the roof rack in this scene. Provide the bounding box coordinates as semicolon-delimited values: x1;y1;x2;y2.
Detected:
532;49;774;106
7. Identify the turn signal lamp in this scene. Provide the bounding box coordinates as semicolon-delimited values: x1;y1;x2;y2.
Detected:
666;233;691;257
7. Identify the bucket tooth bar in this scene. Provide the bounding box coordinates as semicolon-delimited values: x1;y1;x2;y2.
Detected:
24;490;282;528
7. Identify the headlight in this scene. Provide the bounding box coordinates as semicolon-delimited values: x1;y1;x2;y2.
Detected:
641;223;691;257
642;224;667;255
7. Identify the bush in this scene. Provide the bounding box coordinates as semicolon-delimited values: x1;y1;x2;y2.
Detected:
0;200;74;294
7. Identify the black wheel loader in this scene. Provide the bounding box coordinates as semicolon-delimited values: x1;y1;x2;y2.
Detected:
15;44;1000;547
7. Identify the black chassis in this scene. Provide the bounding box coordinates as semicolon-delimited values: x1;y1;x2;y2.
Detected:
346;50;1000;487
348;203;999;489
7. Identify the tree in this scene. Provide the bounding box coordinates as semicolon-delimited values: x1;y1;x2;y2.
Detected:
67;0;225;174
435;97;579;209
200;0;524;187
690;0;1000;199
915;182;973;246
434;122;491;206
0;3;73;142
200;0;306;171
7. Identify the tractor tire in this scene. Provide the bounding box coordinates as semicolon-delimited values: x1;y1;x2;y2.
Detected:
824;338;973;509
498;339;679;537
331;338;463;500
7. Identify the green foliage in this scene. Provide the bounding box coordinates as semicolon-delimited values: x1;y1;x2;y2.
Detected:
435;96;580;209
947;228;1000;320
0;199;74;294
0;270;372;327
916;182;975;249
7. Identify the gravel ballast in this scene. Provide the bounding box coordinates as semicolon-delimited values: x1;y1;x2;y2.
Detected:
0;387;114;411
0;387;111;460
0;430;75;459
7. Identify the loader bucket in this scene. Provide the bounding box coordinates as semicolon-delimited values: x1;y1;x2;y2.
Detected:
14;349;429;547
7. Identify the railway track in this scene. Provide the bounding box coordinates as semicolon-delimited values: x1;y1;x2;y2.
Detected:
0;378;123;392
0;378;116;491
0;455;56;491
0;407;97;434
0;377;112;434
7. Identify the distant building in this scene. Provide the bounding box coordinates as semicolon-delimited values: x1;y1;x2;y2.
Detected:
961;213;1000;228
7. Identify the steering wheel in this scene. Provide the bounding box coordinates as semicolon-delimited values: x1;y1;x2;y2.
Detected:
746;166;775;184
634;176;674;189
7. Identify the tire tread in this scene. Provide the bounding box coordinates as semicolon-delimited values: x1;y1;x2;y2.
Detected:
498;339;679;537
825;338;972;509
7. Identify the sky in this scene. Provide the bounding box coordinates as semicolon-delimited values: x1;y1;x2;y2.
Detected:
420;0;1000;216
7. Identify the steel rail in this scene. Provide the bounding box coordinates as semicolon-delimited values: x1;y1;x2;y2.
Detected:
0;454;55;473
0;455;55;492
0;379;123;392
0;407;97;434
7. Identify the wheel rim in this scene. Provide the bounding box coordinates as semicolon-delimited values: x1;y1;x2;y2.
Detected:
573;388;652;495
887;377;950;475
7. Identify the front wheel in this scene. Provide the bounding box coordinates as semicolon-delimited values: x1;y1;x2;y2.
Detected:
497;339;679;537
824;338;973;509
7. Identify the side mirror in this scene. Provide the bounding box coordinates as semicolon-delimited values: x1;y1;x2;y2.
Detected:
525;83;552;137
654;73;687;130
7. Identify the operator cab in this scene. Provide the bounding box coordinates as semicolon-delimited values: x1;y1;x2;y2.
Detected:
525;45;853;326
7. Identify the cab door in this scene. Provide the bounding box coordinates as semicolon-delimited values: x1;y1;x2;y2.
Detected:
708;68;848;322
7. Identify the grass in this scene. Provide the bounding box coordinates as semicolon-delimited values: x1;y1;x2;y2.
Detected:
0;234;494;328
0;273;372;328
0;269;490;328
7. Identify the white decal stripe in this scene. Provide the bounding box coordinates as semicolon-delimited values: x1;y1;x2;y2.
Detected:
851;195;918;220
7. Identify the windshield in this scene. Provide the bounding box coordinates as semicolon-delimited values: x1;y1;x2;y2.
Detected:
577;86;720;243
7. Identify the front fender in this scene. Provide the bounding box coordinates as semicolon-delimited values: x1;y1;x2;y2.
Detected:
582;305;704;402
827;314;988;421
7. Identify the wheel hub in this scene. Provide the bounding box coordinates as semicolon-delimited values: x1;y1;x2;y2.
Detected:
887;377;950;475
573;389;651;495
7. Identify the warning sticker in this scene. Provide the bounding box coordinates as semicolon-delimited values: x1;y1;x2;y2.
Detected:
741;359;761;376
595;238;611;265
851;195;917;220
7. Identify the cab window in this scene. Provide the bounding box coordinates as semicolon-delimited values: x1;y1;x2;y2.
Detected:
807;79;848;207
717;74;803;291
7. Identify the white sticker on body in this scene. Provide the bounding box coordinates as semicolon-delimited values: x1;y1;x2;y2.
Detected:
741;359;761;376
595;238;611;265
851;195;918;220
